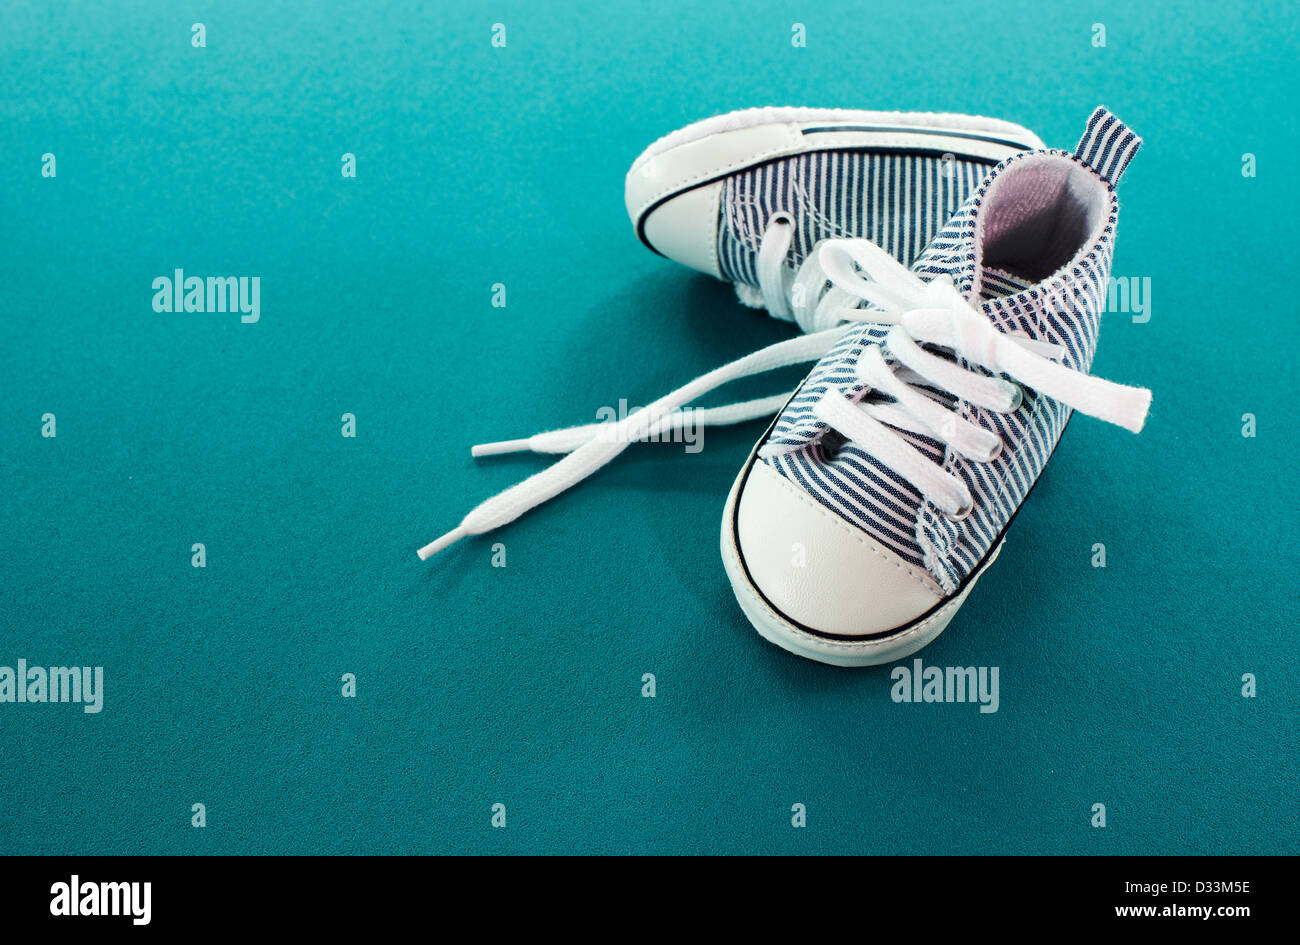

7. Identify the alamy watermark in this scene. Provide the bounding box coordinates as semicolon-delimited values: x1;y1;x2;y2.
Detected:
1105;275;1151;323
890;658;999;713
50;875;150;925
596;399;702;453
152;269;260;323
0;659;103;713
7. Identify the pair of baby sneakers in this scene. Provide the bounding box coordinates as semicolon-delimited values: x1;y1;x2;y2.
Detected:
422;106;1150;668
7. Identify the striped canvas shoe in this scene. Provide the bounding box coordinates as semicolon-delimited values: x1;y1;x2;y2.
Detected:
625;107;1044;321
419;112;1146;671
720;107;1149;666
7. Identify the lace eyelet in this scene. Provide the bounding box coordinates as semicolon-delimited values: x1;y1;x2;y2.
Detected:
817;430;846;462
941;496;975;522
984;438;1004;463
1004;384;1024;413
768;211;794;234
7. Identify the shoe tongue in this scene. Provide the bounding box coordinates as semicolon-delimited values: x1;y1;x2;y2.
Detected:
766;193;1037;453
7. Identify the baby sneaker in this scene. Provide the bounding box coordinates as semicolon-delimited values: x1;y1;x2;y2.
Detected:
625;107;1044;322
719;107;1149;665
419;109;1145;674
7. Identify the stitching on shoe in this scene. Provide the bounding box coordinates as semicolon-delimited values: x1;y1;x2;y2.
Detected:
705;181;722;276
728;192;761;245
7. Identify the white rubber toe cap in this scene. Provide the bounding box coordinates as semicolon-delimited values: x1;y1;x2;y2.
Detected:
734;461;945;638
640;181;724;278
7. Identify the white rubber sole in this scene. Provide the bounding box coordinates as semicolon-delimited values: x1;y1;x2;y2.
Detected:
720;458;1003;667
629;106;1045;172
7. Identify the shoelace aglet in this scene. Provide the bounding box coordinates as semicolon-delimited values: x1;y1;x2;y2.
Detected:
471;438;530;457
417;525;468;560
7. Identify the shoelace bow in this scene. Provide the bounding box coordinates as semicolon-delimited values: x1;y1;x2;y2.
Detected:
417;238;1151;558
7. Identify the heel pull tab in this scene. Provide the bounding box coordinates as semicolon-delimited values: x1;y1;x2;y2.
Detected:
1074;107;1142;187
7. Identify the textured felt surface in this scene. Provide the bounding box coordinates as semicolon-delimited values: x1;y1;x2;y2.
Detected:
1;0;1295;855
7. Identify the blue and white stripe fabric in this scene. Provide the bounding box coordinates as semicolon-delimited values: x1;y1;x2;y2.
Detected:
1074;107;1142;186
717;152;997;285
758;107;1140;593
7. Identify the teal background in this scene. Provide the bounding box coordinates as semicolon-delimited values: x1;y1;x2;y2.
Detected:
1;0;1296;855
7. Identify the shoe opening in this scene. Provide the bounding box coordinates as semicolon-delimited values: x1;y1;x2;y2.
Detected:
977;154;1111;284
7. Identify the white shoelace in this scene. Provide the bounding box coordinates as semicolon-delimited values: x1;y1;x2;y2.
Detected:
756;214;797;320
417;238;1151;558
416;329;846;559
